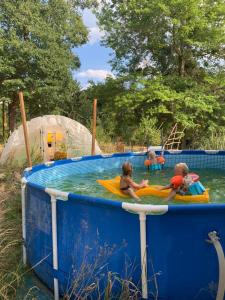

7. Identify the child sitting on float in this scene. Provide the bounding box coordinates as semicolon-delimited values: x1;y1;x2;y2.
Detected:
160;163;205;201
120;162;148;201
145;150;165;170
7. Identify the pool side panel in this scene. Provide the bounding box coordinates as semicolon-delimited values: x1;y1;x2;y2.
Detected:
25;185;142;297
26;184;54;291
146;205;225;299
57;194;141;295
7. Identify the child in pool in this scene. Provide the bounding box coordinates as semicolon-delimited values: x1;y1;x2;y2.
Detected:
160;163;193;201
120;162;148;201
145;150;165;170
147;150;158;164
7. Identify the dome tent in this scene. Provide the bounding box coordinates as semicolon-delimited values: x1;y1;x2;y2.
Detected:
0;115;101;165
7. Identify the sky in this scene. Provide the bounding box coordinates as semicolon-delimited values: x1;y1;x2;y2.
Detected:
72;9;114;88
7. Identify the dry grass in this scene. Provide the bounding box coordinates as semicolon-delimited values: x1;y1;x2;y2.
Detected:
63;241;142;300
199;129;225;150
99;143;147;154
0;162;24;300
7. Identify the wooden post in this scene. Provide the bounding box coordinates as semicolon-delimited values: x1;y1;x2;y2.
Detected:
18;91;32;167
2;101;5;141
91;98;97;155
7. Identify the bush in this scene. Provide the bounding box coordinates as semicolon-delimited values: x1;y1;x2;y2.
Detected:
196;128;225;150
131;117;161;146
96;119;112;145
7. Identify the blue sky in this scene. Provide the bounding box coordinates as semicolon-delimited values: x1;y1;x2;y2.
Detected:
73;9;114;88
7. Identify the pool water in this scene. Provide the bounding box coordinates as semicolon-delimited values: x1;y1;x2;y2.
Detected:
45;167;225;205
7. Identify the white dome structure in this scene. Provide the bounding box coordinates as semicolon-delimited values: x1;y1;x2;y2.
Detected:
0;115;101;165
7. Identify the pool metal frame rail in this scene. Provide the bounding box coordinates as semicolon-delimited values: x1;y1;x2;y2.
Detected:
122;203;168;299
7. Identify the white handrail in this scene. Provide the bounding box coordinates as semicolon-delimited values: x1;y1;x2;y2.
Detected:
122;203;168;215
71;157;82;161
139;212;148;299
45;189;68;300
51;195;59;300
122;203;168;299
45;188;69;200
45;161;55;167
24;167;32;172
21;177;27;265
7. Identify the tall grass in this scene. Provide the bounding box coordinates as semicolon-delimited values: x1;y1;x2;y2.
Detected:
198;129;225;150
64;241;160;300
0;164;24;299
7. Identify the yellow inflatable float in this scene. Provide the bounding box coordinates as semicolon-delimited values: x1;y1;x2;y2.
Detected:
97;176;209;203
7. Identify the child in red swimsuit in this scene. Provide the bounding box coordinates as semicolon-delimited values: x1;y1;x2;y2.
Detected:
160;163;192;200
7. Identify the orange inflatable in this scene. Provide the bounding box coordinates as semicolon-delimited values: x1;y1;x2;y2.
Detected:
157;156;165;164
144;159;151;166
170;175;184;189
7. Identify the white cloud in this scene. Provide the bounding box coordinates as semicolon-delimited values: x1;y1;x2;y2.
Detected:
82;9;104;45
77;69;115;80
88;26;105;45
82;9;97;27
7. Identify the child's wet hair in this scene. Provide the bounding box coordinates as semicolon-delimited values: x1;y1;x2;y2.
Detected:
175;163;189;175
122;162;132;176
148;150;156;159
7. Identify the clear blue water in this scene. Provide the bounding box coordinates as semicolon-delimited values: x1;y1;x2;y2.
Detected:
45;167;225;205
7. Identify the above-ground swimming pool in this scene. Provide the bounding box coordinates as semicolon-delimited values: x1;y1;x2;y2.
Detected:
23;150;225;300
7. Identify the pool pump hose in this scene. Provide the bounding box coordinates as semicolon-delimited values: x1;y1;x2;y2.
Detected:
207;231;225;300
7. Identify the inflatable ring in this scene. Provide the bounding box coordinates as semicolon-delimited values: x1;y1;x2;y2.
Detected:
144;159;151;166
157;156;165;164
170;175;184;189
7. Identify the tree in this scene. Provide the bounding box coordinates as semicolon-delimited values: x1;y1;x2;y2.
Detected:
89;0;225;147
0;0;88;132
97;0;225;76
85;71;225;146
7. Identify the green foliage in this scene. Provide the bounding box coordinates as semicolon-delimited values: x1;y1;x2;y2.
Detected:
86;72;225;146
0;165;24;299
195;128;225;150
114;75;220;129
59;89;93;128
0;0;88;126
86;1;225;148
97;0;225;75
96;120;112;144
131;117;161;146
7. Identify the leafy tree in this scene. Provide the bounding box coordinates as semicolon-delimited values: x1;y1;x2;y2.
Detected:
0;0;88;132
86;72;225;146
131;117;161;146
61;88;93;128
89;0;225;147
97;0;225;76
85;76;131;140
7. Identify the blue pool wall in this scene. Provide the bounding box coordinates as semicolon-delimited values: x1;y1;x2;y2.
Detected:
24;150;225;299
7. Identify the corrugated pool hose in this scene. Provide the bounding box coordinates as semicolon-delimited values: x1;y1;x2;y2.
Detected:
207;231;225;300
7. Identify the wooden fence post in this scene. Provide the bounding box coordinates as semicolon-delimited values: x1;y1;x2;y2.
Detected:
91;99;97;155
18;91;32;167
